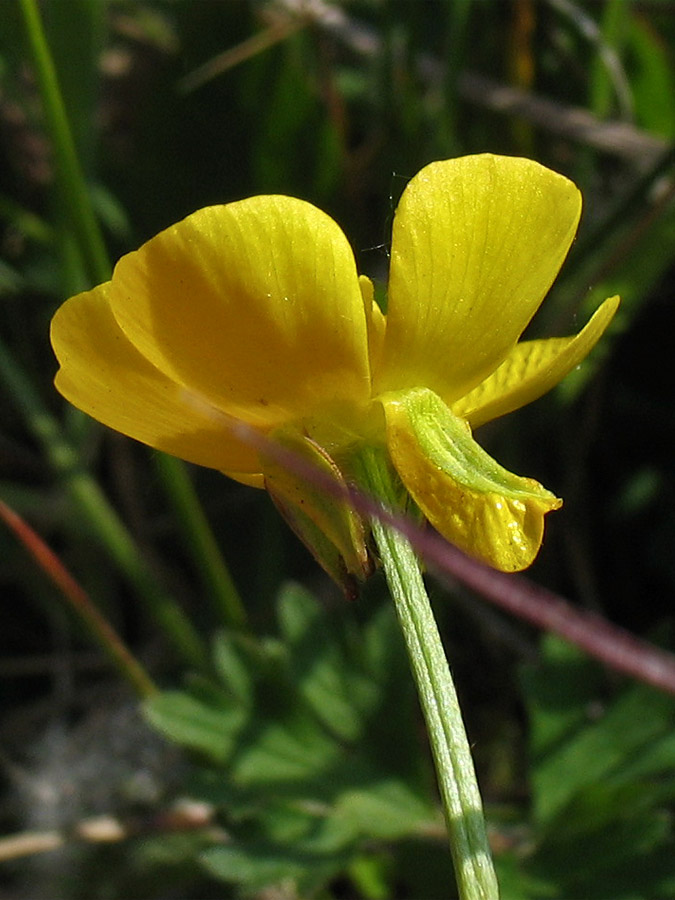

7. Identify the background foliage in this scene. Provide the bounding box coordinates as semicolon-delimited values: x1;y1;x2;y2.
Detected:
2;1;675;898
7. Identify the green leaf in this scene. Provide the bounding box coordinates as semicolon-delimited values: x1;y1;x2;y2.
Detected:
230;708;342;787
277;583;377;742
144;690;246;764
211;632;256;707
628;16;675;139
520;636;675;898
495;853;559;900
335;779;436;841
521;635;607;759
531;679;675;823
201;842;350;896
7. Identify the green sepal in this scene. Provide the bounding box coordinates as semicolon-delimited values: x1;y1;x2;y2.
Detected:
262;429;372;597
381;387;562;572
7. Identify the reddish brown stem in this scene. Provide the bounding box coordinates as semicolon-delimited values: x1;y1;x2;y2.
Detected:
233;421;675;695
0;500;157;698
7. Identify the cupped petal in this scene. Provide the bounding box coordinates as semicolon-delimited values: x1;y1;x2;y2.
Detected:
453;295;620;428
377;154;582;401
108;196;371;428
51;284;261;473
382;388;561;572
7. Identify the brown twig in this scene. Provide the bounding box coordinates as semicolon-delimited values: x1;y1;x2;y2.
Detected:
273;0;667;165
0;500;157;699
0;801;219;861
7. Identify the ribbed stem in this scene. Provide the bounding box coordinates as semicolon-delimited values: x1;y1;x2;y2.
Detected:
354;447;499;900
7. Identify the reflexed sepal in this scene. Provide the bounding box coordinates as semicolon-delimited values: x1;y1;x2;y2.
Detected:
262;429;372;597
381;388;562;572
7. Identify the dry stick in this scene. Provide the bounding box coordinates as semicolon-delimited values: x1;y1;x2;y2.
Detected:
274;0;666;165
233;421;675;696
178;17;304;94
456;71;666;164
0;802;217;862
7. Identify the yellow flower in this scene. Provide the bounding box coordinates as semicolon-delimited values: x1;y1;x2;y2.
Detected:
51;154;618;583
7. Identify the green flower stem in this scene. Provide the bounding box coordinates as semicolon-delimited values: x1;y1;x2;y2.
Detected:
355;447;499;900
18;0;243;641
153;453;247;630
0;333;206;671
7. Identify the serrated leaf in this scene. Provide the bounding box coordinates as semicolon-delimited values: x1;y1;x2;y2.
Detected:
212;632;255;706
201;844;310;892
335;779;435;840
144;691;246;764
201;841;350;895
521;635;607;759
522;637;675;898
277;583;376;742
532;682;675;823
232;710;341;787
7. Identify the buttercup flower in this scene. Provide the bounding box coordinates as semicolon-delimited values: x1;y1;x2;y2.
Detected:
51;154;618;586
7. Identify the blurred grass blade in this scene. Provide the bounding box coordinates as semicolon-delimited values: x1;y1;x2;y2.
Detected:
178;16;303;94
547;149;675;401
0;194;54;245
550;0;632;119
0;332;207;670
18;0;243;641
566;146;675;298
0;499;157;698
590;0;632;120
41;0;106;174
18;0;109;284
154;453;246;629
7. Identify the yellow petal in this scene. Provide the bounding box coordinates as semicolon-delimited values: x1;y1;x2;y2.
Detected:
51;284;261;473
223;471;265;489
453;295;620;428
382;388;561;572
108;196;371;428
360;274;386;375
377;154;582;401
